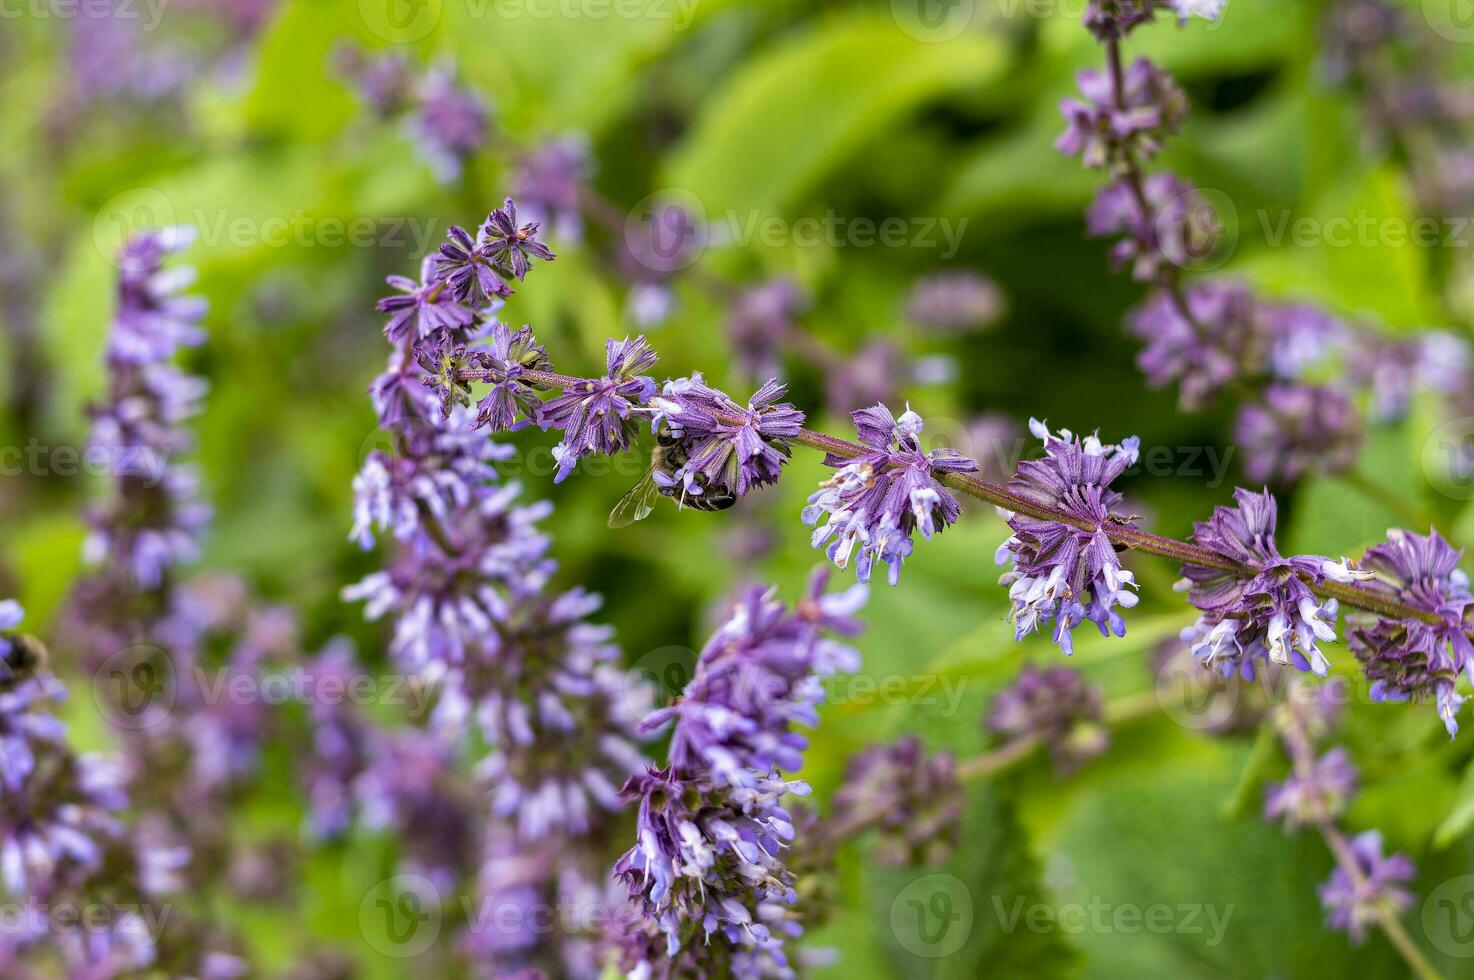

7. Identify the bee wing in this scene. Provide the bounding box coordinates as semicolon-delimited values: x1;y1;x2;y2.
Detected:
608;471;662;528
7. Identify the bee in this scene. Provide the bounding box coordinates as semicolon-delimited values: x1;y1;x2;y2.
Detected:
1;633;48;685
609;434;737;528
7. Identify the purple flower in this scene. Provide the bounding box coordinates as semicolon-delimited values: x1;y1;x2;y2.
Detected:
110;226;208;365
1260;302;1351;380
539;336;658;483
1089;174;1220;281
829;736;963;865
1179;488;1366;678
1348;528;1474;735
1234;383;1363;484
338;46;413;117
376;256;476;343
434;221;515;307
613;766;804;969
639;569;865;788
649;375;805;499
987;663;1109;774
803;404;978;585
1264;747;1359;830
1057;59;1186;168
472;321;553;432
824;339;905;416
411;64;489;182
996;420;1141;654
1082;0;1165;39
353;728;478;889
903;270;1004;334
1126;282;1259;410
481;197;556;281
1317;830;1414;944
1347;331;1472;422
513;137;592;243
725;279;806;380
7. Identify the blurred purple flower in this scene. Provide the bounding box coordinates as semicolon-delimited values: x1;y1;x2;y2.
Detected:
1317;830;1414;944
1234;383;1362;484
987;663;1109;774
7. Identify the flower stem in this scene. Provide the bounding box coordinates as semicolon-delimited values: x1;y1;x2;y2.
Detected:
1278;717;1443;980
957;689;1161;782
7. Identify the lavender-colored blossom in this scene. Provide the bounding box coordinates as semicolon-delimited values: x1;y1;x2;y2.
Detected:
640;570;865;788
996;421;1141;654
829;736;963;865
354;728;477;889
1057;59;1186;168
480;197;556;281
824;339;904;416
804;404;978;585
335;46;412;117
1082;0;1165;39
1264;747;1358;830
1261;302;1351;380
903;270;1004;334
110;227;208;364
376;256;477;343
1317;830;1414;944
513;137;592;243
412;64;490;182
613;766;804;971
470;321;553;432
649;375;805;499
1234;383;1362;484
726;279;806;380
1348;528;1474;735
434;222;515;306
540;336;658;482
85;229;211;589
1127;282;1259;409
1348;331;1473;422
463;588;650;841
987;663;1109;774
1089;174;1220;281
1179;488;1366;678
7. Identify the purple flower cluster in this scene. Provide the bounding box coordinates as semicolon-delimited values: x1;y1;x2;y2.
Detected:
541;337;658;482
347;202;654;975
828;736;963;866
85;227;210;589
1179;488;1368;679
340;50;489;183
650;375;804;500
1062;2;1474;488
612;571;866;974
725;279;808;381
1056;59;1185;168
513;137;593;243
1263;747;1359;830
904;270;1004;334
1317;831;1415;944
1348;528;1474;735
804;403;978;586
997;421;1141;654
986;663;1109;774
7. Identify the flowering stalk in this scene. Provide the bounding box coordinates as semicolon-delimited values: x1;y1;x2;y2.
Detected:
1063;2;1474;497
1266;702;1440;979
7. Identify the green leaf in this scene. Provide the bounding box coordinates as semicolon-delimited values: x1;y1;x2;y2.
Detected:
665;16;1007;217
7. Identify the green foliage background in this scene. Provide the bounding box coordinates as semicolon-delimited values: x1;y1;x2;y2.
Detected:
6;0;1474;976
